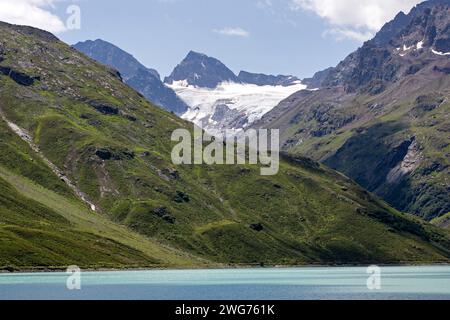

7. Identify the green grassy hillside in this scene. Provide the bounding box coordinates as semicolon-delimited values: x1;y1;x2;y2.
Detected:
1;21;450;268
0;167;208;270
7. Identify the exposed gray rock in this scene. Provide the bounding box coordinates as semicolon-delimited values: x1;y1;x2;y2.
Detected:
302;67;334;89
238;71;300;87
88;101;119;115
164;51;240;88
0;66;40;86
386;138;423;184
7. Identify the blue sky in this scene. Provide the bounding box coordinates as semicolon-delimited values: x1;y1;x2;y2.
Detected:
1;0;424;78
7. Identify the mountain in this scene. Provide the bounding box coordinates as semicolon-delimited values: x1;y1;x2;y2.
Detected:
1;21;450;268
322;0;450;92
73;39;188;114
164;51;240;88
165;51;306;134
238;71;301;87
302;67;334;89
254;0;450;221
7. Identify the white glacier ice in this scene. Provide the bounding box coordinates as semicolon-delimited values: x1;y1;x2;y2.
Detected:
168;81;306;134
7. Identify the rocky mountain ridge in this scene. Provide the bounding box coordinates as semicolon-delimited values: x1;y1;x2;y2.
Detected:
253;0;450;220
74;39;188;114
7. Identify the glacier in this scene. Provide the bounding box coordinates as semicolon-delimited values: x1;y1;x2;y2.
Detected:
168;80;306;135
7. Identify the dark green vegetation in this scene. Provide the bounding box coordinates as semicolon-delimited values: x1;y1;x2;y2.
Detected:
0;21;450;269
255;0;450;221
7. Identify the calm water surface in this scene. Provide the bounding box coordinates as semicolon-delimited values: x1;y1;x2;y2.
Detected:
1;266;450;300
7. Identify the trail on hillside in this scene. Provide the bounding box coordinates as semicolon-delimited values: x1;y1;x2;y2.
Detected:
0;105;98;212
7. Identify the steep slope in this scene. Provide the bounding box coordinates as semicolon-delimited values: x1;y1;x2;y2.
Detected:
1;21;450;267
254;0;450;221
73;39;188;114
0;119;207;270
302;67;334;89
0;174;154;270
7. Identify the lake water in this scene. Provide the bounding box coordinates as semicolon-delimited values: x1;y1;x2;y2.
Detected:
1;266;450;300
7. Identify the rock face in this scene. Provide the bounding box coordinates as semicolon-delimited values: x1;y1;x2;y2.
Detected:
0;66;39;86
164;51;240;88
254;0;450;220
238;71;300;87
322;0;450;93
73;39;188;114
301;67;334;89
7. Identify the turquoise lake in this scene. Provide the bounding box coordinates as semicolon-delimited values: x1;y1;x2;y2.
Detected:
1;266;450;300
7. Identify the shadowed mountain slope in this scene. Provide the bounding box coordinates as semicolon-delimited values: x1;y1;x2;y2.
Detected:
254;0;450;221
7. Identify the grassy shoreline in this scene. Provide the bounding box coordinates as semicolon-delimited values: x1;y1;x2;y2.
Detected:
3;262;450;274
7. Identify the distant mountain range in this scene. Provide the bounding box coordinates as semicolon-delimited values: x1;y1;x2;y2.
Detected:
74;43;306;134
254;0;450;221
164;50;301;88
73;39;189;114
164;51;304;134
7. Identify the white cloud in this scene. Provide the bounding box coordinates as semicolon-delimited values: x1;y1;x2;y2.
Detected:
0;0;67;33
213;27;250;37
292;0;422;41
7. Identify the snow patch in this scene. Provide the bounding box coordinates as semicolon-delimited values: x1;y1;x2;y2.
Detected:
397;41;425;57
432;49;450;56
403;44;413;51
171;79;190;87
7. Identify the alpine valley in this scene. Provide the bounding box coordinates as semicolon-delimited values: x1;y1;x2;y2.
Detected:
0;0;450;271
254;0;450;223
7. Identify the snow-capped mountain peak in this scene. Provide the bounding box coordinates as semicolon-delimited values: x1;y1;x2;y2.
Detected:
165;51;306;135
